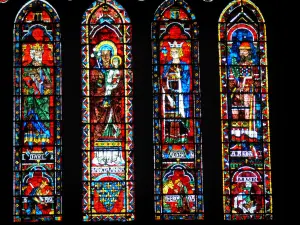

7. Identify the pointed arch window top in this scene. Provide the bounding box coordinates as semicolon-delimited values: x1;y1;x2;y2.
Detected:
15;0;60;23
219;0;265;23
82;0;130;24
154;0;196;21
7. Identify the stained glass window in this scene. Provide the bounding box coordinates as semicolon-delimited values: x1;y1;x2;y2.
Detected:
219;0;272;220
81;0;134;222
152;0;203;220
13;0;62;222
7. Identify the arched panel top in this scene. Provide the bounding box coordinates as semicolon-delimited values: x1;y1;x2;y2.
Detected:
219;0;265;23
22;24;54;41
154;0;196;21
160;22;191;39
82;0;130;24
227;23;258;41
14;0;59;23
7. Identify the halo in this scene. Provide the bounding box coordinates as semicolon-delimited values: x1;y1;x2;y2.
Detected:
93;40;117;57
111;55;122;66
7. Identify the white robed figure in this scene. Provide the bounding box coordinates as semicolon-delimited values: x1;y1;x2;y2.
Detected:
161;41;191;143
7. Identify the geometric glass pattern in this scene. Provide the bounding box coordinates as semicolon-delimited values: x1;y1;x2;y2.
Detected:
218;0;272;220
81;0;134;221
13;0;62;222
152;0;204;220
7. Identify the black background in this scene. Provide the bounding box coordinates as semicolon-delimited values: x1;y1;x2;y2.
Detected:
0;0;283;224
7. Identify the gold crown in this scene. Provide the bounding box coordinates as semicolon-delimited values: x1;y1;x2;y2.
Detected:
41;180;48;185
175;179;181;184
30;43;44;51
168;41;183;48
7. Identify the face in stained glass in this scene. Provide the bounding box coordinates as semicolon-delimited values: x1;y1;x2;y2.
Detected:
162;168;196;214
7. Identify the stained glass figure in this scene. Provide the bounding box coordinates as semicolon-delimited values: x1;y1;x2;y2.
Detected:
152;0;203;220
81;0;134;221
218;0;272;220
13;0;62;222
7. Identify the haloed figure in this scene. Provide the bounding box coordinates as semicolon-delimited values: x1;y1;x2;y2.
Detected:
91;41;124;166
